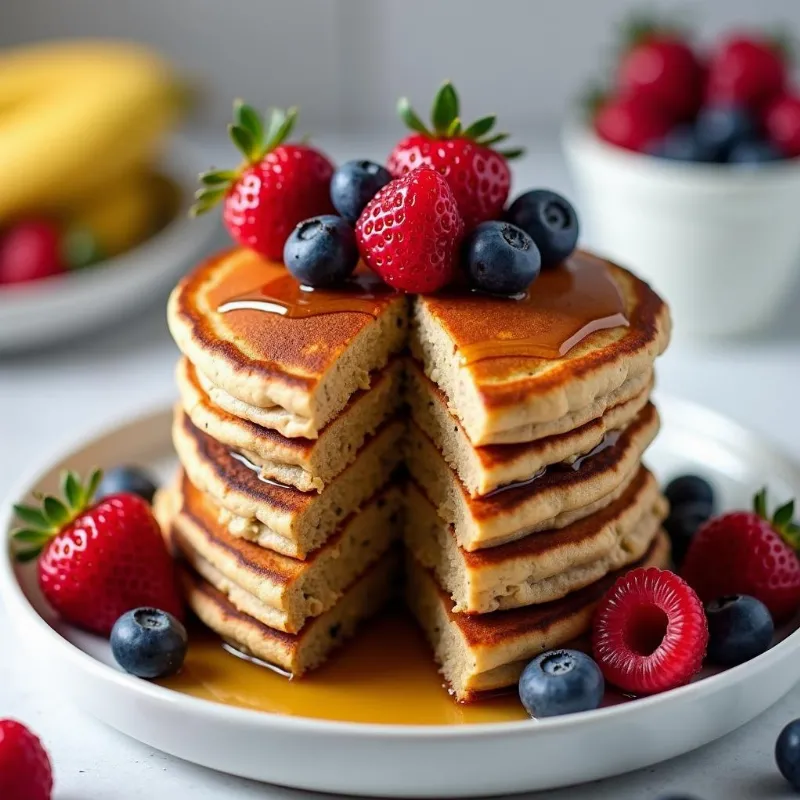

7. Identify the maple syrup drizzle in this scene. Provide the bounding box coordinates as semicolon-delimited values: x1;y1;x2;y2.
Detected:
229;451;304;492
484;430;622;497
217;271;394;319
453;257;630;364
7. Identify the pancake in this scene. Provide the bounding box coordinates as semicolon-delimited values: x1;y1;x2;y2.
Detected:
164;473;401;633
181;549;401;677
405;532;671;701
177;357;403;492
411;251;670;445
404;468;667;613
405;403;660;550
405;357;653;496
173;410;404;559
167;248;408;434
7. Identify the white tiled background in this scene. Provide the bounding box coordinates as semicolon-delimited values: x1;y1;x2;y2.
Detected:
3;2;800;798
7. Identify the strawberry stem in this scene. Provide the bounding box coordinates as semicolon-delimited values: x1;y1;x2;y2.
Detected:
190;100;303;217
753;488;800;550
12;469;102;561
396;80;525;158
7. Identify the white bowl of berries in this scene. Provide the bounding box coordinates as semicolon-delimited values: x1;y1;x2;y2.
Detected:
563;25;800;338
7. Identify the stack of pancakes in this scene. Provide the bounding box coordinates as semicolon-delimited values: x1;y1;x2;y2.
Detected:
158;246;671;700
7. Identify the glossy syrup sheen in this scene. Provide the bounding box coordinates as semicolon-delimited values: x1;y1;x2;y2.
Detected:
217;269;394;319
159;610;529;725
215;254;629;363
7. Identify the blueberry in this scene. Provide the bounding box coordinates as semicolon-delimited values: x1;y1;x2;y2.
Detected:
648;125;716;163
728;140;783;165
504;189;579;268
111;607;188;679
283;215;359;287
706;594;774;666
463;221;541;296
330;160;391;224
664;474;715;512
97;466;158;504
518;649;604;718
777;719;800;790
695;105;757;160
664;501;712;567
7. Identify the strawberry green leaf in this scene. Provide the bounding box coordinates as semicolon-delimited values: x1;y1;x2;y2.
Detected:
190;187;226;217
13;504;51;532
479;132;510;147
62;471;82;510
397;97;430;136
16;549;41;564
431;81;460;135
446;117;462;137
85;468;102;504
774;500;796;529
199;170;236;186
233;100;264;149
43;496;69;528
754;488;768;519
273;106;298;150
229;124;258;162
498;147;525;160
263;108;287;149
463;115;497;140
11;529;50;545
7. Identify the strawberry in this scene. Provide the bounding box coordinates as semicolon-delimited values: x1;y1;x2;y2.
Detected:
13;469;182;637
617;21;703;120
386;82;522;230
0;219;66;285
355;166;464;293
593;94;672;153
592;568;708;695
0;720;53;800
191;101;334;260
706;35;787;112
682;490;800;623
765;92;800;158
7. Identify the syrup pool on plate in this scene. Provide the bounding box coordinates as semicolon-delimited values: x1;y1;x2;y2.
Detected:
159;610;529;725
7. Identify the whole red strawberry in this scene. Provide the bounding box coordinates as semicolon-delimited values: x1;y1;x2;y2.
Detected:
765;92;800;158
593;94;672;152
617;23;703;120
593;568;708;695
706;35;787;111
0;720;53;800
355;166;464;293
191;101;334;260
386;82;521;230
13;469;183;636
682;490;800;623
0;219;66;285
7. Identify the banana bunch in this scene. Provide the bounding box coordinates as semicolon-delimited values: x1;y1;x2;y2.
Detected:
0;40;182;223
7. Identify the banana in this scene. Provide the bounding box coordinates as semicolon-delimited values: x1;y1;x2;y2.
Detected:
0;41;182;221
70;170;175;257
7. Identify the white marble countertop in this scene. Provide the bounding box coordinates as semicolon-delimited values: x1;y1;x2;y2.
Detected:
2;132;800;799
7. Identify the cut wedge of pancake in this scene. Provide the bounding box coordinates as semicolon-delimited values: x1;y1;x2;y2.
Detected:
181;549;401;677
405;532;670;701
406;357;653;496
168;248;408;434
411;251;670;445
404;468;667;613
173;410;404;559
177;357;403;492
163;473;400;633
405;403;660;550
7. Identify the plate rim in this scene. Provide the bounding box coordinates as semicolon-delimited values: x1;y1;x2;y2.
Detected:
2;395;800;741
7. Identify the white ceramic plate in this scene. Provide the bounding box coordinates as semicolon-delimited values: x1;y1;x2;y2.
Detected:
2;395;800;798
0;146;217;352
